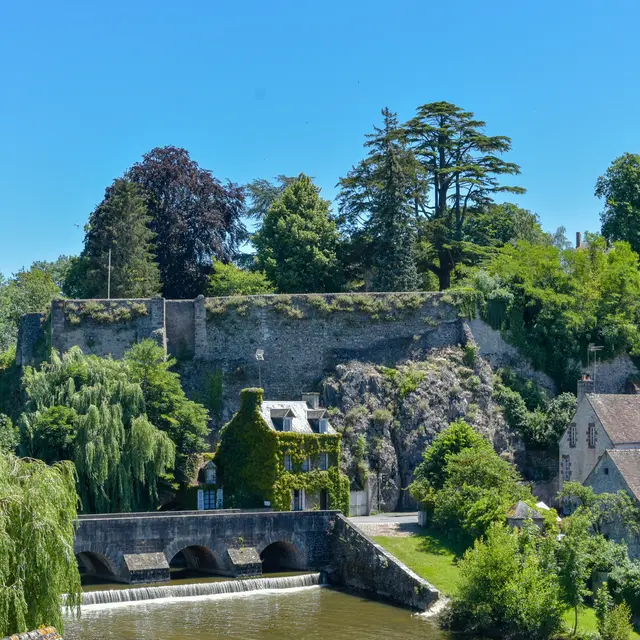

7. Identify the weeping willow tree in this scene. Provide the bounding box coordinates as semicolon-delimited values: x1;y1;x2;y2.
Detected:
20;347;175;513
0;453;81;636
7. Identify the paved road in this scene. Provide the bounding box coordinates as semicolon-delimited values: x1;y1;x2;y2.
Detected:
348;512;418;524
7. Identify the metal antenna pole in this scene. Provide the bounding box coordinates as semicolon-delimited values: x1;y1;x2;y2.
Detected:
107;248;112;300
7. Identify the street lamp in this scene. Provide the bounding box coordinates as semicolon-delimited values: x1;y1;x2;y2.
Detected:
256;349;264;389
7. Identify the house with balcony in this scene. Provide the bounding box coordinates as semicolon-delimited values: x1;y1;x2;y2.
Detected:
214;388;349;513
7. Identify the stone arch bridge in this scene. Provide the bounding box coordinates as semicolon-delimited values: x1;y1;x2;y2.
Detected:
74;509;439;611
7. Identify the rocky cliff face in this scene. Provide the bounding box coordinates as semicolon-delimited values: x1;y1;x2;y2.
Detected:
320;346;519;511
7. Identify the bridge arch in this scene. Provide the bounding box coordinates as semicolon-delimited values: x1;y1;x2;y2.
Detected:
164;538;228;576
259;540;306;572
75;551;119;581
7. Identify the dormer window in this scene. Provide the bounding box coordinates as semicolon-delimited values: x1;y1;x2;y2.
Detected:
319;419;329;434
204;462;217;485
283;417;293;432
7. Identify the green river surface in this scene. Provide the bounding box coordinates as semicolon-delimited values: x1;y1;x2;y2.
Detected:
64;581;450;639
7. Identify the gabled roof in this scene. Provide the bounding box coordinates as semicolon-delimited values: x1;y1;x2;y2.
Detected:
600;449;640;501
260;401;337;435
587;394;640;444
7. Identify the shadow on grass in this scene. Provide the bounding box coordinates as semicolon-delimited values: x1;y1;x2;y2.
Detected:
414;526;468;559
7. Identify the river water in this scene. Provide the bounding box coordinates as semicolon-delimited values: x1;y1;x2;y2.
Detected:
64;581;449;639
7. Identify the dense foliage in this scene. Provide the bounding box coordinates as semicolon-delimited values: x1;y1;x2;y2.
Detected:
208;258;274;296
253;175;343;293
126;146;246;298
19;345;185;512
214;388;349;513
468;236;640;390
0;453;81;636
71;178;161;298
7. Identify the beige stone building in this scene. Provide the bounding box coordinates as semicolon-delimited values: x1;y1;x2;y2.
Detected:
558;378;640;498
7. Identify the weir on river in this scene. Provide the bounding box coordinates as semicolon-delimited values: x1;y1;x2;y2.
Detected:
81;573;322;606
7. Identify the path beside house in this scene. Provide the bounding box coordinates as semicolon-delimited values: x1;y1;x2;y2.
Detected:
348;512;420;537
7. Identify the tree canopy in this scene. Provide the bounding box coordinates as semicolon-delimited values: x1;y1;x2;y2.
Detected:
253;174;343;293
0;453;81;636
126;146;246;298
208;258;274;296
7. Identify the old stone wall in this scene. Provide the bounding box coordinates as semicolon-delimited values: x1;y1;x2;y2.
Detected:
50;298;165;359
328;514;439;610
165;300;195;359
2;628;62;640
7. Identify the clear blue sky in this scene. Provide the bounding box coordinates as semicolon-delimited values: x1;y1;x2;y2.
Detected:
1;0;638;276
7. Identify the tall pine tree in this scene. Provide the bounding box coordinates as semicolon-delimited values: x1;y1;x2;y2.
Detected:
339;108;420;291
79;178;161;298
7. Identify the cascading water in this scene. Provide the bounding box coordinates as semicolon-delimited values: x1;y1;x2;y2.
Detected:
82;573;322;606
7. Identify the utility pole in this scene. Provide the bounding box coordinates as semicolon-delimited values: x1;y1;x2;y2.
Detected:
107;248;112;300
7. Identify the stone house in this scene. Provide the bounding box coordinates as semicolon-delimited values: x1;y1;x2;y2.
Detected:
507;500;545;530
558;377;640;497
584;449;640;556
214;388;349;513
196;460;224;511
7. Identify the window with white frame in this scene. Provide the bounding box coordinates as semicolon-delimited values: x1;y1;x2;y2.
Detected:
319;418;329;434
284;455;292;471
319;452;329;470
203;489;216;510
588;423;596;448
569;424;577;448
283;417;293;432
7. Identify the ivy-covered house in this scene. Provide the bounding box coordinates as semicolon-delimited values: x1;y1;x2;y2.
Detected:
214;388;349;513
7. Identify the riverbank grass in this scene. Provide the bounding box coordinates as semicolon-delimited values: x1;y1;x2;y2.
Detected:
374;528;640;639
372;527;464;596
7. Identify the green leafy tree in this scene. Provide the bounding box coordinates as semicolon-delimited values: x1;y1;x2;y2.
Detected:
402;101;525;290
409;419;488;509
0;414;19;454
469;236;640;390
253;174;343;293
338;108;420;291
75;178;161;298
433;446;530;544
26;406;77;464
448;522;563;639
558;514;593;634
0;266;60;352
208;259;274;296
20;347;175;513
0;452;81;636
125;340;210;483
596;582;634;640
596;153;640;254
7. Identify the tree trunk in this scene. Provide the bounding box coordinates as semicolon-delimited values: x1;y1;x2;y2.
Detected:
438;250;453;290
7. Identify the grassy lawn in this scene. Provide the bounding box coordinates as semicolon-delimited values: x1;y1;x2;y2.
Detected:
372;527;464;596
374;528;640;639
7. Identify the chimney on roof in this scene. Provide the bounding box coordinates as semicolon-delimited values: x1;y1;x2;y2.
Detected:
576;232;582;249
302;392;320;409
577;374;594;403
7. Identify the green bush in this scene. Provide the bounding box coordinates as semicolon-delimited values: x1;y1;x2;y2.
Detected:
446;523;564;639
596;583;633;640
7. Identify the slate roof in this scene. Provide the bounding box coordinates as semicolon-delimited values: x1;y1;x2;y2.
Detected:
260;401;337;435
587;394;640;444
508;500;544;521
605;449;640;501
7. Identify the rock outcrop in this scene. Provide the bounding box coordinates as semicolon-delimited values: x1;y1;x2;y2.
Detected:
321;345;519;511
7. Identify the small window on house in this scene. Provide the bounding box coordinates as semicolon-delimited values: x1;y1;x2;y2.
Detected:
569;424;577;448
319;452;329;470
302;457;310;472
588;423;596;448
319;419;329;434
284;455;292;471
562;455;571;481
204;463;217;485
283;417;293;432
604;467;609;475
